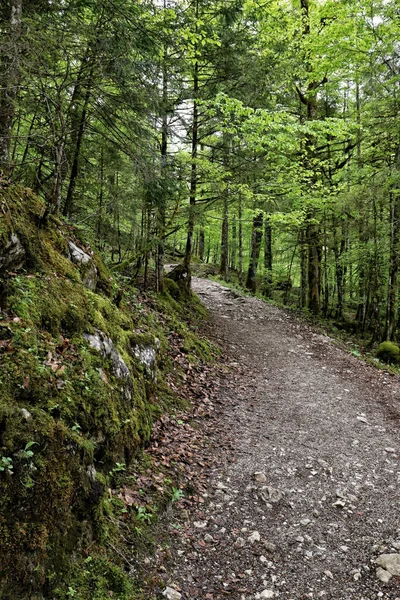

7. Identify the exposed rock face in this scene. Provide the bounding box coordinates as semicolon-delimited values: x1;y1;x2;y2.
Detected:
84;330;132;400
68;240;98;291
133;343;157;381
0;233;26;274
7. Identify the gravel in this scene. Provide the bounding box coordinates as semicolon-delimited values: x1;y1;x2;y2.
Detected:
160;278;400;600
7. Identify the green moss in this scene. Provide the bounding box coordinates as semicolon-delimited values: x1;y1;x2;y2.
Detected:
54;555;136;600
376;341;400;364
0;186;216;598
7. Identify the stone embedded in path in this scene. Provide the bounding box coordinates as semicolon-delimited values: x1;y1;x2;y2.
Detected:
235;537;246;548
249;531;261;544
376;567;392;583
254;472;267;483
163;586;182;600
375;553;400;576
259;590;274;598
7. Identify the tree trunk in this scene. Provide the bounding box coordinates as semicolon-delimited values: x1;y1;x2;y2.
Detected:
63;84;92;217
183;0;199;288
220;195;229;281
299;227;308;308
156;42;168;293
246;212;263;293
96;148;104;247
0;0;22;174
238;195;243;286
230;218;237;270
384;190;399;340
199;228;205;262
307;218;321;315
263;216;272;297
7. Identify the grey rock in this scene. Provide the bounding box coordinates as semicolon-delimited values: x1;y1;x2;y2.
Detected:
259;486;283;504
163;587;182;600
133;344;157;381
376;567;392;583
68;240;91;265
253;471;267;483
68;241;98;291
375;553;400;576
87;465;97;481
259;590;274;599
20;408;32;420
264;541;277;553
248;531;261;544
0;234;25;274
84;330;132;400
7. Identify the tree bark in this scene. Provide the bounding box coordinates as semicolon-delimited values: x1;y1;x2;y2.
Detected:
183;0;199;288
220;195;229;281
0;0;22;174
199;228;205;262
63;84;92;217
299;227;308;308
307;218;321;315
263;216;272;297
238;195;243;286
246;212;263;293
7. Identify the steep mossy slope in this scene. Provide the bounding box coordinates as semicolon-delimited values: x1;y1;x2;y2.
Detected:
0;185;211;599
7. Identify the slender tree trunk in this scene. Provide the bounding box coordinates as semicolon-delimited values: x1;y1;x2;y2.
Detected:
230;218;237;270
385;189;399;340
263;215;272;297
307;219;321;315
220;195;229;281
299;227;308;308
156;44;168;293
19;111;36;173
238;195;243;286
50;136;66;214
63;82;92;217
0;0;22;174
183;0;199;288
96;148;104;248
298;0;323;315
246;212;263;293
199;228;205;262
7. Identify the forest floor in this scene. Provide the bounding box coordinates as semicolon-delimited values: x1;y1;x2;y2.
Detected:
157;278;400;600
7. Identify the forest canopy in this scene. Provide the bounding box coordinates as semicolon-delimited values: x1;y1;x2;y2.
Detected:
1;0;400;339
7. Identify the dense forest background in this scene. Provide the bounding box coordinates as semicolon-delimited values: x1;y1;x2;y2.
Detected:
1;0;400;340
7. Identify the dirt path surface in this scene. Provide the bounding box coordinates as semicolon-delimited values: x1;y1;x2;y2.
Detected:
162;279;400;600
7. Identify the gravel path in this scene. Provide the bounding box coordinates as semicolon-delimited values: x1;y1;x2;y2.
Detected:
163;279;400;600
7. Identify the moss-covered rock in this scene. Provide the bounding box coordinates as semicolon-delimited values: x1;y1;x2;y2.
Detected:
0;186;213;598
376;341;400;364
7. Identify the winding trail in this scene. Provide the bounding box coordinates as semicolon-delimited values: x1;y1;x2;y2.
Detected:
164;279;400;600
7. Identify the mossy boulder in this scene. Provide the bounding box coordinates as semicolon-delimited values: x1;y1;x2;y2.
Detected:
376;341;400;364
